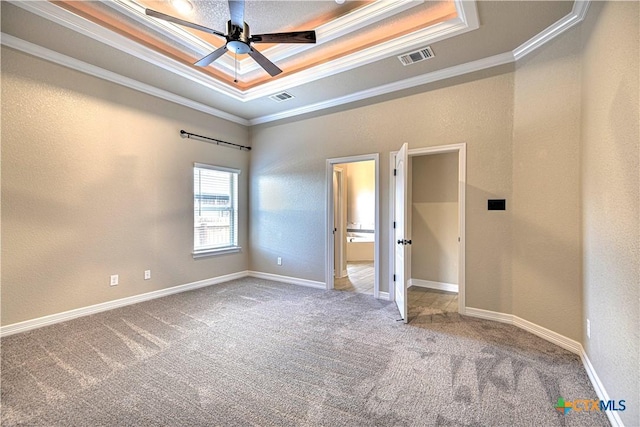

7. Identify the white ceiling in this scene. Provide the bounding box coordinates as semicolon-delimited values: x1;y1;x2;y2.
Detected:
1;1;583;126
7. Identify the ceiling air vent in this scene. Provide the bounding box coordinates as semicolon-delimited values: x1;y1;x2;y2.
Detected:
398;46;435;66
269;91;295;102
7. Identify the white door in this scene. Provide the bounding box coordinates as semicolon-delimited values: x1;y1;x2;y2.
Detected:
394;143;409;322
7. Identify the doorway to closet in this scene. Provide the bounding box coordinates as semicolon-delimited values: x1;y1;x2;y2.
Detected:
391;143;466;322
326;154;379;297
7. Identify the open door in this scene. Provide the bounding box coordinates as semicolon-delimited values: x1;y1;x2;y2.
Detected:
394;143;409;322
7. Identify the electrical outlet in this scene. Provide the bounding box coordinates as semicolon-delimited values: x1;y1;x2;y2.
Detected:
144;270;151;280
110;274;119;286
587;319;591;339
277;256;282;266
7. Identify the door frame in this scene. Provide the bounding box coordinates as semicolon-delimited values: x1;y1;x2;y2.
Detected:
333;166;347;278
389;143;466;314
326;153;380;297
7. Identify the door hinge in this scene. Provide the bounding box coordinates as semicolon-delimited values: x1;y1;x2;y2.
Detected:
393;274;396;282
393;168;397;176
393;221;396;229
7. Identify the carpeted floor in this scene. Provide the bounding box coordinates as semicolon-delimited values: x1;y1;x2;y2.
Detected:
1;278;609;426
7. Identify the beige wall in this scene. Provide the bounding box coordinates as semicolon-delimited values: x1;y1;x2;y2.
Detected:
511;3;639;423
512;20;583;340
250;65;515;312
411;153;459;285
580;2;639;425
1;47;250;326
2;4;637;420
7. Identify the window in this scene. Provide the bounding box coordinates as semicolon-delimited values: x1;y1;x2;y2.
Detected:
193;163;240;257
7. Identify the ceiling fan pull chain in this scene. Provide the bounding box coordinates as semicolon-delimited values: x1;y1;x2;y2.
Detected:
234;51;238;83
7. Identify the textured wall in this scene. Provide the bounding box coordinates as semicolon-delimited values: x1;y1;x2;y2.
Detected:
1;47;250;326
411;153;459;285
580;2;639;425
512;25;583;340
250;65;515;312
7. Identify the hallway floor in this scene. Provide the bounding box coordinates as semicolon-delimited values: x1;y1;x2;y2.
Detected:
334;262;374;294
334;263;459;321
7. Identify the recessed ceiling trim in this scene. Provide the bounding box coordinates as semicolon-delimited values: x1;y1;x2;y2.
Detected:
5;1;589;128
244;8;477;101
10;0;478;102
236;0;425;74
107;0;217;55
90;0;425;77
0;33;249;126
9;0;246;101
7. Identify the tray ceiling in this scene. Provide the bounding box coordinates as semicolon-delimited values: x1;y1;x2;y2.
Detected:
1;1;580;125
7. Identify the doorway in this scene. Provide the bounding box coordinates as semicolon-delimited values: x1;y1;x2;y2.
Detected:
390;143;466;321
326;154;379;297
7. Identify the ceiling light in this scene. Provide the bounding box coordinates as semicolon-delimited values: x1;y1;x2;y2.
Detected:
335;0;346;4
171;0;193;15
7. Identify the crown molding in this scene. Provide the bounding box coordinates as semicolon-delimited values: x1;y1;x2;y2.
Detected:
108;0;217;54
252;0;589;124
1;33;249;126
109;0;424;76
246;10;478;101
249;51;515;125
237;0;425;75
5;0;590;127
8;0;245;100
8;0;478;102
513;0;590;60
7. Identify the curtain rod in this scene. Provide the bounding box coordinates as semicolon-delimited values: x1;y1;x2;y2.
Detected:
180;130;251;151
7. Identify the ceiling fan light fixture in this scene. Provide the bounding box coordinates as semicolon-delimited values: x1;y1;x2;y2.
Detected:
170;0;193;15
145;1;316;77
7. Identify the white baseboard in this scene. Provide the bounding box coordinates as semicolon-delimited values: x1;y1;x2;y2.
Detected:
409;278;458;293
0;270;249;338
248;271;326;289
464;307;581;354
465;307;624;427
1;271;328;338
378;291;390;301
581;351;625;427
464;306;514;325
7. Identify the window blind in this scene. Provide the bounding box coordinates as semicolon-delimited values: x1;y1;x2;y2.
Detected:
193;164;239;255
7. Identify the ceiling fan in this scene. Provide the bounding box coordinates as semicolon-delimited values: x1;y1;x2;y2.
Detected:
145;0;317;77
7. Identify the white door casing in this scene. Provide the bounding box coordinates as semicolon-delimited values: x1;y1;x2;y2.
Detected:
389;143;466;315
325;154;380;296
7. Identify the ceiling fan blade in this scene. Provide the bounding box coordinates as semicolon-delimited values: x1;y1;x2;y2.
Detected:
251;31;317;44
145;9;225;38
194;45;228;67
248;47;282;77
228;0;245;27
